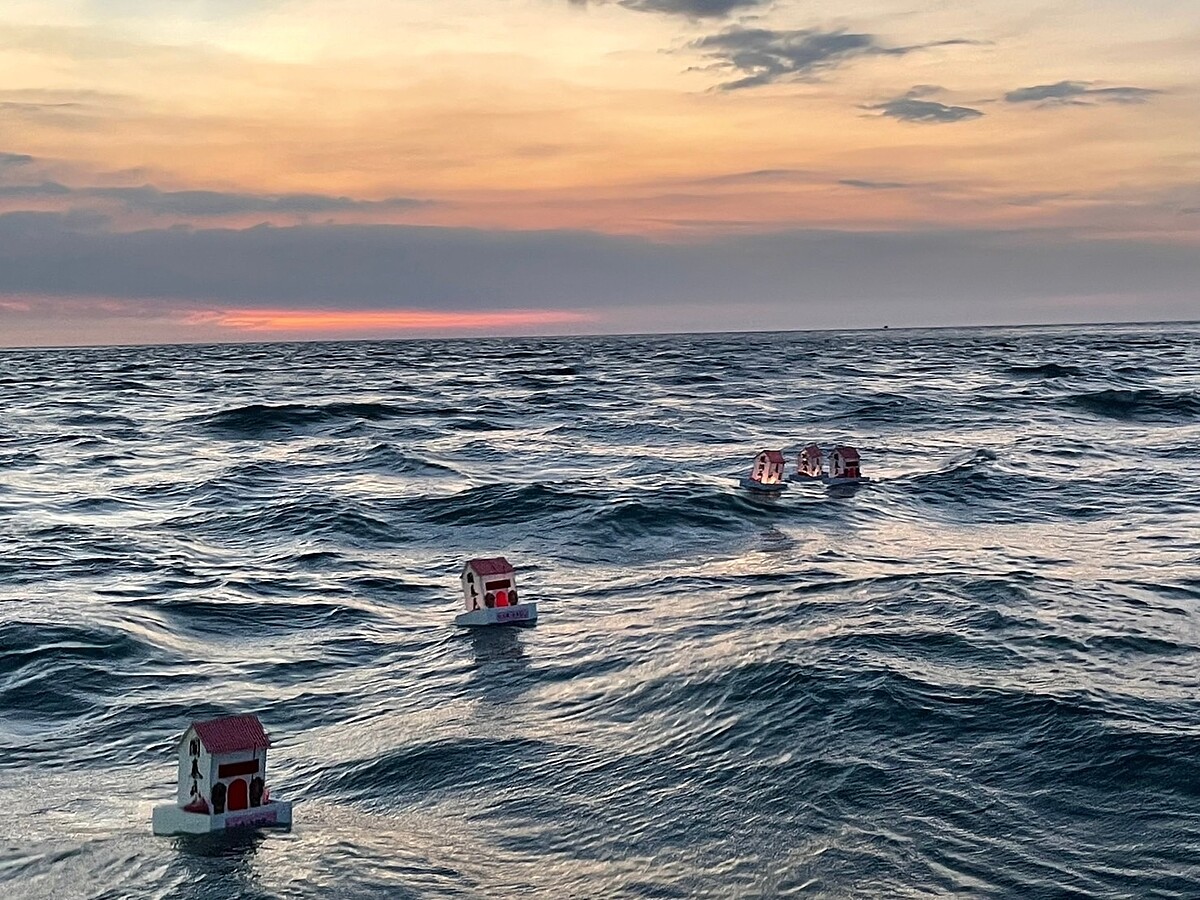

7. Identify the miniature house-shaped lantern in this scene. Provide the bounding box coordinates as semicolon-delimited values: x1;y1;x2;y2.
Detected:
455;556;538;627
152;714;293;836
794;443;825;480
740;450;788;492
827;445;868;483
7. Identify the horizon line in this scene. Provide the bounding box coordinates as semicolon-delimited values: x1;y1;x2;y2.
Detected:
2;316;1197;353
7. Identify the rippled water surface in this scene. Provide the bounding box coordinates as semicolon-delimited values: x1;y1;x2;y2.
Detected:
2;324;1199;899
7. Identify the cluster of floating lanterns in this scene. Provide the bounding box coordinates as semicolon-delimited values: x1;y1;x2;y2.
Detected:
152;445;869;836
739;443;869;493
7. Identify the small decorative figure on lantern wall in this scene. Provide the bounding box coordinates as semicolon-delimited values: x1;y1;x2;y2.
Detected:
739;450;788;493
152;714;293;835
456;557;538;627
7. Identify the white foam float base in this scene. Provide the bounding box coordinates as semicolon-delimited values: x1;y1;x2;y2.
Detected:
824;476;871;486
152;799;293;836
455;602;538;627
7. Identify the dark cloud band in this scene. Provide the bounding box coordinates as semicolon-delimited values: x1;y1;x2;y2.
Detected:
691;28;976;90
839;179;909;189
0;151;35;168
0;181;430;216
1004;81;1160;106
1;214;1196;316
864;96;983;124
571;0;766;17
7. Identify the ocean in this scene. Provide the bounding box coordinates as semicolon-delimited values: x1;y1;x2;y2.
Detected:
1;323;1198;898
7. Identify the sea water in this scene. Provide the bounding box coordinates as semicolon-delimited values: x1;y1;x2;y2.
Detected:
1;324;1198;898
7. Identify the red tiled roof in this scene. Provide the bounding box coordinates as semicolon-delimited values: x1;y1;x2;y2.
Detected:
833;446;861;461
761;450;786;464
465;557;515;576
191;714;271;755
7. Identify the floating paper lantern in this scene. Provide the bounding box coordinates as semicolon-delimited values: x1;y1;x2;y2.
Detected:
152;714;293;836
457;557;538;627
739;450;788;493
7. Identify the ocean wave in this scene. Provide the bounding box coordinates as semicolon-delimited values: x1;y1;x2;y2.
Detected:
826;393;952;425
1006;362;1083;378
661;373;724;385
0;621;152;676
577;486;810;540
191;402;413;436
521;366;578;377
0;622;160;720
908;447;998;479
1067;389;1200;422
315;737;557;800
59;412;142;429
348;443;458;475
166;495;402;544
0;449;40;467
407;482;593;526
144;594;378;635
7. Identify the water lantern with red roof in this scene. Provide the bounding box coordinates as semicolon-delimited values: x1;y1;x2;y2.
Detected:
151;713;293;835
827;445;870;484
456;556;538;627
739;450;789;493
792;443;825;481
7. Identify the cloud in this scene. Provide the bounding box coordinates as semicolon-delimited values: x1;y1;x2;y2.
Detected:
1;215;1198;325
859;80;1157;125
681;170;919;190
1004;81;1161;106
690;168;816;185
0;101;87;119
0;152;34;168
0;89;123;126
0;181;72;198
90;185;431;217
0;181;431;216
838;179;909;190
0;209;110;233
571;0;767;17
691;28;976;90
864;89;984;124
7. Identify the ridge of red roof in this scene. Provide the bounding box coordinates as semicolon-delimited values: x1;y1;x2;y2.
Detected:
761;450;786;464
464;557;514;576
190;714;271;755
832;446;861;461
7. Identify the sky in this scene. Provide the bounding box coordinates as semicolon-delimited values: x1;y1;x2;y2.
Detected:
0;0;1197;346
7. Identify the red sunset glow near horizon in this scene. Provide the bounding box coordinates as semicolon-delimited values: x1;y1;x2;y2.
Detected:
187;308;598;333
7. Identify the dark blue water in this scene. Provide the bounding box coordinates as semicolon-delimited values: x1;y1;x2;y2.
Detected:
2;324;1199;898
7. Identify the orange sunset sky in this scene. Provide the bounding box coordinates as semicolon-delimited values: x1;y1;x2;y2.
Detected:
0;0;1197;345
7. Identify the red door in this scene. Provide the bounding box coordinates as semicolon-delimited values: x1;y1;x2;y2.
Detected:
227;778;249;811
